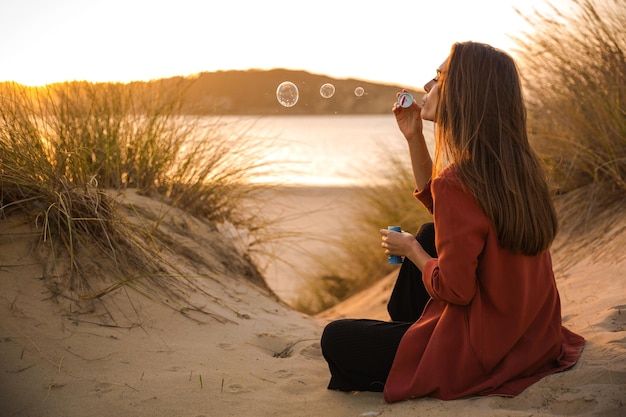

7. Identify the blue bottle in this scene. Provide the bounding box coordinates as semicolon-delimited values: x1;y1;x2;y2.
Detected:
388;226;403;264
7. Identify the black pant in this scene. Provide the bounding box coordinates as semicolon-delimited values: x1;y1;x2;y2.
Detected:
320;223;437;392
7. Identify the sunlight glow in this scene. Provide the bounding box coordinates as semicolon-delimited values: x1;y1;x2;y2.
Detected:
0;0;577;88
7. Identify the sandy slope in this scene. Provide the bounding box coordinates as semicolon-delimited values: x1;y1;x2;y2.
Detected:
0;187;624;417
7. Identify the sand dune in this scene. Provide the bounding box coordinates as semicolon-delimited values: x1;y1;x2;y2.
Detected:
0;187;624;417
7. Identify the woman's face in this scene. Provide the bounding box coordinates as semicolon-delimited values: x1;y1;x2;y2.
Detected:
420;59;447;121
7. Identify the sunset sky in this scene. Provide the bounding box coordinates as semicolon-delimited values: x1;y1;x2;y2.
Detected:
1;0;576;89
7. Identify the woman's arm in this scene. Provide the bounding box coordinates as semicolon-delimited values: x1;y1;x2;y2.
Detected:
381;172;487;306
422;174;486;305
406;132;433;192
392;95;432;191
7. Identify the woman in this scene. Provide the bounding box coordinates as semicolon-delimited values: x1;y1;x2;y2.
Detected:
320;41;585;403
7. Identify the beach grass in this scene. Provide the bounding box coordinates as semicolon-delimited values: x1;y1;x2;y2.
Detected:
514;0;626;228
0;80;278;311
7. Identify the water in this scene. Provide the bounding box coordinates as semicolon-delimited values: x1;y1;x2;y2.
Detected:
205;114;434;187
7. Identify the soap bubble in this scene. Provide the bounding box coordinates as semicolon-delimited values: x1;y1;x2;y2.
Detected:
276;81;299;107
354;87;365;97
320;83;335;98
397;92;413;108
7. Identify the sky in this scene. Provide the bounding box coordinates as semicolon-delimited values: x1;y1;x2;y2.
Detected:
0;0;576;89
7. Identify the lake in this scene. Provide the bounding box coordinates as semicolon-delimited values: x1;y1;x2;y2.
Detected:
204;114;435;187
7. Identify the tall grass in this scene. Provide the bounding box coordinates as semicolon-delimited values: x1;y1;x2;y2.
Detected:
294;147;432;315
513;0;626;227
0;80;276;311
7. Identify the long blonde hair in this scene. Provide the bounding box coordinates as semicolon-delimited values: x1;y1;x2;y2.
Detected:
434;41;558;255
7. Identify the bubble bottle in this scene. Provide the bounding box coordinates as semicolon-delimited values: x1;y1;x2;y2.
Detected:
387;226;403;264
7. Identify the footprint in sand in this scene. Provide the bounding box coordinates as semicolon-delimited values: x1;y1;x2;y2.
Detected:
599;305;626;332
224;383;251;394
217;342;235;351
93;382;114;398
299;342;322;359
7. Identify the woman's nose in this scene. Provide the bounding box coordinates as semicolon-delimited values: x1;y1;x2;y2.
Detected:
424;79;434;93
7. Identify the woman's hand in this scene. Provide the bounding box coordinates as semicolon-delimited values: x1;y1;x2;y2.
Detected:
380;228;432;271
380;228;417;258
392;89;424;142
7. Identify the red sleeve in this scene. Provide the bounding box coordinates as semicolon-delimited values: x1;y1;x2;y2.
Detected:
414;180;434;213
421;171;490;305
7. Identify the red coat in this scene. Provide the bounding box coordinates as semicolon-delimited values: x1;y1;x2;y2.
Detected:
383;168;585;402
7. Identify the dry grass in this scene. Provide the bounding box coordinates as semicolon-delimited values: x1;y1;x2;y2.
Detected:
513;0;626;218
0;81;279;315
552;183;626;271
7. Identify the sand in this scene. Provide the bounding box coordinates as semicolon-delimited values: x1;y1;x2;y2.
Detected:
0;186;624;417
